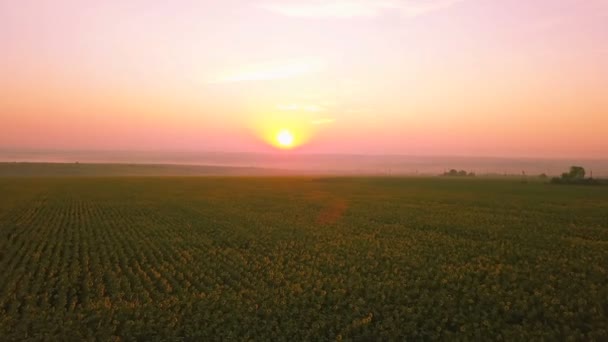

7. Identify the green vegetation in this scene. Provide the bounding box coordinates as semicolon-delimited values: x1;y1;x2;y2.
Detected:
1;177;607;340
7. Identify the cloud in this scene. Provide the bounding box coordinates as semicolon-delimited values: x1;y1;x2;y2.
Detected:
311;118;336;125
261;1;387;18
277;104;301;111
260;0;464;19
303;105;326;112
277;104;327;112
345;108;367;114
212;58;325;83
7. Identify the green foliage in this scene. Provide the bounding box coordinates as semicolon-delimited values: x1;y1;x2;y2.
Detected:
0;177;607;340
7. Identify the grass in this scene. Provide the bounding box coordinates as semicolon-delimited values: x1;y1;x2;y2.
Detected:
0;176;607;340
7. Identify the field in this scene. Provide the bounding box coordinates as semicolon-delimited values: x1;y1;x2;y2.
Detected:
1;176;607;340
0;162;290;177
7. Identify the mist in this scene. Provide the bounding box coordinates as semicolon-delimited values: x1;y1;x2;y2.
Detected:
2;149;607;176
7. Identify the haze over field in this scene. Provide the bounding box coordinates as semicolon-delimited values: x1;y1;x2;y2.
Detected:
2;150;608;176
2;0;607;159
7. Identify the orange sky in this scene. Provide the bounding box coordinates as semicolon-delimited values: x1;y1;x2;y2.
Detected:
1;0;607;157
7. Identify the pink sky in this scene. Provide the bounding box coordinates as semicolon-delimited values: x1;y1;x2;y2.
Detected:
1;0;607;157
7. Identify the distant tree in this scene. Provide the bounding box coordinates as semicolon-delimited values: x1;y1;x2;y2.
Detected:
568;166;585;180
551;166;600;185
539;173;548;179
468;172;476;177
457;170;467;177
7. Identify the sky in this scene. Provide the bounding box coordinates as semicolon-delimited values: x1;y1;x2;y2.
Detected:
1;0;607;158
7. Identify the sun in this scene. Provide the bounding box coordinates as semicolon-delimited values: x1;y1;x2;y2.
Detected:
276;129;295;148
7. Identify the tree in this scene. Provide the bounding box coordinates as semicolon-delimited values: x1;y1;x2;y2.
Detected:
567;166;585;180
551;166;600;185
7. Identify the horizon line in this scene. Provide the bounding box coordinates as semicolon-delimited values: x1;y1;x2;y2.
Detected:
1;148;607;161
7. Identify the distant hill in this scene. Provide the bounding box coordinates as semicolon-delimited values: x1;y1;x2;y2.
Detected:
0;162;295;177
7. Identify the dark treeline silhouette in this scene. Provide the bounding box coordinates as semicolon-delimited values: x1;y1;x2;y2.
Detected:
551;166;601;185
442;169;475;177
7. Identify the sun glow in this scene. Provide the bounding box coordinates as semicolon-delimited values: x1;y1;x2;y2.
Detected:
250;112;319;150
276;129;295;148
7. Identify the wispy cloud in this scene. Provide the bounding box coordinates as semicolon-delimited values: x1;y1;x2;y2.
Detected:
277;104;327;112
311;118;336;125
260;0;464;19
277;104;301;111
212;58;325;83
